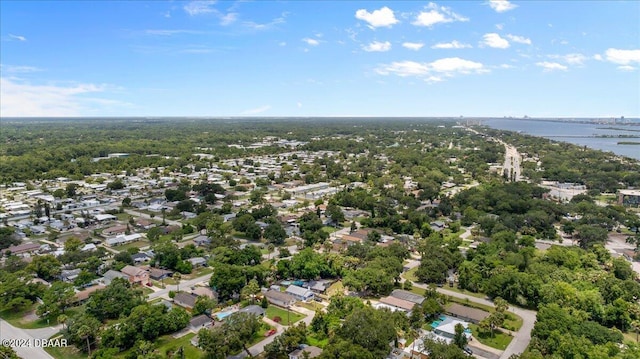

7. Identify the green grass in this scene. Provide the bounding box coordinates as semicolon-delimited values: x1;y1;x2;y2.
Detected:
440;285;486;299
468;324;513;350
265;306;304;326
140;286;154;296
321;226;338;234
44;342;88;359
155;332;202;359
403;267;419;282
298;301;324;311
181;266;214;280
115;239;150;252
0;306;83;329
307;333;329;348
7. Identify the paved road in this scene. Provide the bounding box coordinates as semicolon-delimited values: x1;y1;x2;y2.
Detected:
228;305;316;359
147;273;213;300
124;209;182;227
0;319;59;359
412;282;537;359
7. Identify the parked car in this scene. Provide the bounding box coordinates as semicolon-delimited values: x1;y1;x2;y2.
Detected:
265;329;277;337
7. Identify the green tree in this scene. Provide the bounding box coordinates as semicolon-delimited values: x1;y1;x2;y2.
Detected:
264;221;287;245
453;323;468;349
37;281;75;319
27;254;61;281
193;296;217;316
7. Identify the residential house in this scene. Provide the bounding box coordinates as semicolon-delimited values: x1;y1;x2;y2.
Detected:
376;296;415;313
446;303;490;324
174;292;198;310
238;305;265;317
288;346;323;359
120;265;150;286
192;286;217;300
264;290;297;308
103;224;128;236
100;269;130;285
148;268;173;281
30;225;47;235
59;269;82;283
80;243;97;252
105;233;142;246
187;257;207;268
1;242;41;256
131;252;151;264
193;236;211;247
285;285;314;302
72;285;106;305
390;289;425;305
189;314;214;332
94;214;117;224
307;280;332;295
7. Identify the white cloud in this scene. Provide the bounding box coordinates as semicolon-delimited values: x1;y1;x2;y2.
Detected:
355;6;399;28
9;34;27;41
402;42;425;51
376;57;486;82
184;1;216;16
279;42;287;47
481;33;510;49
0;64;42;73
241;105;271;115
593;54;603;61
506;34;531;45
0;77;119;117
604;48;640;65
243;13;287;30
495;23;504;30
297;102;303;108
488;0;518;13
431;40;472;49
144;29;202;36
536;61;568;71
549;53;587;65
412;3;469;27
220;12;238;26
617;65;636;71
302;38;320;46
363;41;391;52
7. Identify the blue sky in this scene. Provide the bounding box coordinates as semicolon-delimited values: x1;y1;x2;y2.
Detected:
1;1;639;117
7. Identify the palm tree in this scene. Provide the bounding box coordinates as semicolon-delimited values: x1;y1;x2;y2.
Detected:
77;325;92;356
174;272;182;292
57;314;68;331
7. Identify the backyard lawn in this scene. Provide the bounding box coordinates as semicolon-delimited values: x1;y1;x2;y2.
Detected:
468;324;513;350
265;306;304;326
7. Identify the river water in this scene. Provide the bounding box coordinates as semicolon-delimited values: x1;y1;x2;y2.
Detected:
483;119;640;161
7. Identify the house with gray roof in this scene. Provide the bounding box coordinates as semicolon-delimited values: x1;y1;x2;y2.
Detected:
285;285;314;302
189;314;213;331
238;305;265;317
264;290;297;307
390;289;425;305
174;292;198;310
100;269;129;285
187;257;207;267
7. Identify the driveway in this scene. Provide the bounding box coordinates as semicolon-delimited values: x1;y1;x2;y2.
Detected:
227;305;315;359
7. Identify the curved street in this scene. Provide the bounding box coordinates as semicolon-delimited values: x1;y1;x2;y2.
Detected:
412;282;537;359
0;319;58;359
